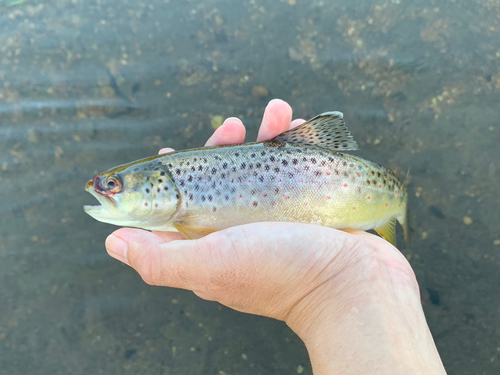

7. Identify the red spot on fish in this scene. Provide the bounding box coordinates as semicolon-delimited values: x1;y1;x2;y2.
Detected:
327;196;331;200
304;202;308;206
367;196;371;200
385;203;388;207
395;191;398;195
278;179;282;182
248;180;252;183
299;179;303;182
285;196;290;200
263;194;267;197
353;207;356;210
356;172;361;177
239;195;242;198
326;172;331;176
379;184;382;188
389;178;392;181
343;183;348;188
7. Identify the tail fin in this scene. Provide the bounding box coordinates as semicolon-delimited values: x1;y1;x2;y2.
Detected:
398;200;411;244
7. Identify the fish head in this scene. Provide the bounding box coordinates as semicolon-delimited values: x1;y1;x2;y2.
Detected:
84;160;180;230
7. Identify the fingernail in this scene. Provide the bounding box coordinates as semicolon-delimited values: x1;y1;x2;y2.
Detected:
223;117;242;124
105;234;130;265
268;98;282;105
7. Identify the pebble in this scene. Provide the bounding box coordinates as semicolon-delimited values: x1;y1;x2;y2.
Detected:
297;364;304;374
211;115;224;130
251;85;269;99
463;216;473;225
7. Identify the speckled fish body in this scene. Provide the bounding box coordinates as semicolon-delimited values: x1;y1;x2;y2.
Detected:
85;112;408;244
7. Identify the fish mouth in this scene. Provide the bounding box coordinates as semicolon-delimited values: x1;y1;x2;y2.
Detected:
84;178;119;221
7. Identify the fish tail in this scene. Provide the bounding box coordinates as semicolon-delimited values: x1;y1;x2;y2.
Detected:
398;200;410;244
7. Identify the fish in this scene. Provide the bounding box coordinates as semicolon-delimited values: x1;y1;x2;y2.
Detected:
84;112;408;245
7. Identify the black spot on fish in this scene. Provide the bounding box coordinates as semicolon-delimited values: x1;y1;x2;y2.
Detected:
315;171;322;176
256;163;261;168
261;151;266;156
191;166;196;172
334;169;339;175
164;186;169;191
157;188;161;193
211;168;217;175
259;175;264;182
311;158;317;164
292;159;298;165
212;207;217;212
430;206;445;219
134;167;139;172
282;160;288;166
175;169;181;175
158;179;163;183
235;153;240;157
187;175;193;182
253;201;258;207
222;162;228;169
225;195;229;201
342;161;347;166
189;194;193;200
175;194;179;199
251;153;255;158
198;165;203;171
240;163;246;169
201;195;206;202
270;156;275;162
265;165;270;171
274;167;280;172
208;195;213;202
288;173;294;178
145;188;150;193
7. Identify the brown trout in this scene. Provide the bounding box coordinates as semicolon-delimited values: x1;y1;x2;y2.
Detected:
84;112;408;245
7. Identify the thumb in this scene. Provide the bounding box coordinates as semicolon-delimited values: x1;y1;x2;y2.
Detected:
105;228;208;290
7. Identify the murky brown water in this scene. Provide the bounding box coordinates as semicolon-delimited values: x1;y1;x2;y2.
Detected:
1;0;499;374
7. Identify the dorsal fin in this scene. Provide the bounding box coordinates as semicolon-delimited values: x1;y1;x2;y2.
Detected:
273;111;358;151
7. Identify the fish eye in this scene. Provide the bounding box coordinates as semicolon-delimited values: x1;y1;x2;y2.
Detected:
105;176;122;193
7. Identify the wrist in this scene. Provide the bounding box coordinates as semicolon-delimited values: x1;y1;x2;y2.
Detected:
285;245;446;375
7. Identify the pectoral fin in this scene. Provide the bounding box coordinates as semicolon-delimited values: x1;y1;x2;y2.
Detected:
375;218;397;246
174;222;218;240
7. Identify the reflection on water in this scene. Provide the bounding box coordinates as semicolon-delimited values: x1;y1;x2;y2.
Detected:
1;0;499;374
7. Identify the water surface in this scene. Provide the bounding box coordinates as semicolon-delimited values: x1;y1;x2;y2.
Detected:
0;0;499;374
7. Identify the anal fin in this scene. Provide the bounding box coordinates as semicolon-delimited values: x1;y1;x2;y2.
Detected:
375;218;397;246
174;222;218;240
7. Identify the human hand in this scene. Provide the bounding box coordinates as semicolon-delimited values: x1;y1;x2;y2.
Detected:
105;99;446;375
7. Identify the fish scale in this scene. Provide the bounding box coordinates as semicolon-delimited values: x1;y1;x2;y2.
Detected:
85;111;408;245
164;142;405;233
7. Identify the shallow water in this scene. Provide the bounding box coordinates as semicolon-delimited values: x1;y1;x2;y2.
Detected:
0;0;499;374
